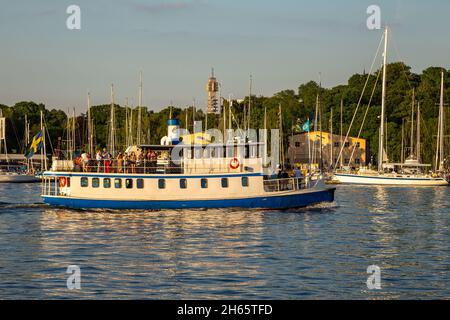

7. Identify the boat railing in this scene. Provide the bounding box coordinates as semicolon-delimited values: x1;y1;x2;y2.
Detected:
50;161;256;175
42;176;59;197
263;177;307;193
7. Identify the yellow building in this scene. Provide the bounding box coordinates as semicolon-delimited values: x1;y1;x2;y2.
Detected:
288;131;368;169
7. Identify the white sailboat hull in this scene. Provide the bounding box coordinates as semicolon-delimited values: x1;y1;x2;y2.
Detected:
0;173;41;183
333;173;449;186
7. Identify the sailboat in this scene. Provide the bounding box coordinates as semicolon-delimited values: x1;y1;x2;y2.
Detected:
333;27;449;186
0;111;44;183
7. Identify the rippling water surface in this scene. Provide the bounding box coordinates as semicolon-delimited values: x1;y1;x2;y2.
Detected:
0;183;448;299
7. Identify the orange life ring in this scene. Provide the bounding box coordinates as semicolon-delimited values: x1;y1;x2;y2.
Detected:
59;177;67;188
230;157;240;170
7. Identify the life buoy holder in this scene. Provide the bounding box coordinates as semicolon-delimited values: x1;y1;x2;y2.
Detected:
230;157;240;170
59;177;67;188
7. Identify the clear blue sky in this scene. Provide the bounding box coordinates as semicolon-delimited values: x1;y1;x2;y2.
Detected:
0;0;449;113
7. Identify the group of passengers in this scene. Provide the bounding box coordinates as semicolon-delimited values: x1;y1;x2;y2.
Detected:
77;148;159;174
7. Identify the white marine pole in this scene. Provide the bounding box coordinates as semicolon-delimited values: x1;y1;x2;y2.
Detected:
378;26;388;172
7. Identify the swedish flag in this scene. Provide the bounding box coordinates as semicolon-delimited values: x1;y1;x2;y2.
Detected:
25;131;44;159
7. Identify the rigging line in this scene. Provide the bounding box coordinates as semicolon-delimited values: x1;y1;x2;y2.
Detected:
348;67;382;166
7;117;23;152
390;32;413;91
334;32;384;169
42;115;54;154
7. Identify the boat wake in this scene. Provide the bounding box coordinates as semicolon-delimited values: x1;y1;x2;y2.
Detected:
0;201;47;210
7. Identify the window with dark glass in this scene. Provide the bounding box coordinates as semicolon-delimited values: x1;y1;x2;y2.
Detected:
295;142;301;148
334;142;340;148
92;178;100;188
103;178;111;188
158;179;166;189
180;179;187;189
201;178;208;189
242;177;249;187
221;178;229;188
114;178;122;189
137;179;144;189
81;177;88;187
126;179;133;189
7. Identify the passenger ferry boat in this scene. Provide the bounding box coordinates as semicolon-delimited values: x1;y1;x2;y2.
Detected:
41;120;335;210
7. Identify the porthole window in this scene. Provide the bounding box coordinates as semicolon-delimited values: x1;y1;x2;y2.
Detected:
201;178;208;189
92;178;100;188
137;179;144;189
158;179;166;189
81;177;88;187
180;179;187;189
242;177;249;187
103;178;111;188
114;178;122;189
221;178;229;188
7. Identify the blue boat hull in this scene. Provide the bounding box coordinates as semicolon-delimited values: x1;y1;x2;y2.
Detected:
42;188;335;210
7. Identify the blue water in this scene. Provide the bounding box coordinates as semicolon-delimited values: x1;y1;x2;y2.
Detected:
0;183;448;299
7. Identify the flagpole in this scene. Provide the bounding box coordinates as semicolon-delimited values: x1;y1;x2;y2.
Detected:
40;111;47;171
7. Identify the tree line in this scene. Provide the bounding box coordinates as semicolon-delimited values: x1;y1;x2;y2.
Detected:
0;62;448;166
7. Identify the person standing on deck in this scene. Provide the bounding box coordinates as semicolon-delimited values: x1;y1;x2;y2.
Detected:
117;152;124;173
102;148;112;173
96;150;103;173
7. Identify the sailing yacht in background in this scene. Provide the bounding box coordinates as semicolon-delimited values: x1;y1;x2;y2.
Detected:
0;110;44;183
333;27;449;186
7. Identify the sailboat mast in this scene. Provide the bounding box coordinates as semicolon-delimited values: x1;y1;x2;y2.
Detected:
379;27;388;172
40;110;47;171
410;88;415;157
87;92;94;156
340;99;343;168
438;71;445;171
247;75;252;131
416;102;421;162
330;108;333;170
401;118;405;164
109;84;116;156
137;71;143;146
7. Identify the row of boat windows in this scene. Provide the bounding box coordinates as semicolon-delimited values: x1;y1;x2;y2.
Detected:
79;177;250;189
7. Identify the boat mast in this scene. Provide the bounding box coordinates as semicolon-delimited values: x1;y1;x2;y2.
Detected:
416;102;421;163
109;84;116;156
87;92;94;156
137;71;143;146
436;70;445;171
247;74;252;132
378;27;388;172
410;88;415;158
330;108;333;170
340;99;343;168
401;118;405;163
279;104;284;167
40;110;47;171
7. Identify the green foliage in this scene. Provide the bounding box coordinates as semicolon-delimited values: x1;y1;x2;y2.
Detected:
1;62;448;165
